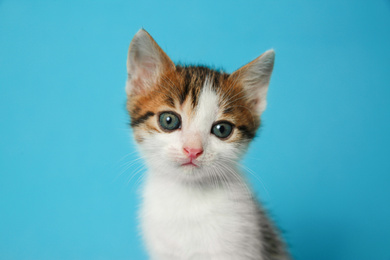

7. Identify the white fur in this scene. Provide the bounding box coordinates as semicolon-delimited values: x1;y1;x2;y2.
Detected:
137;79;269;260
141;174;263;260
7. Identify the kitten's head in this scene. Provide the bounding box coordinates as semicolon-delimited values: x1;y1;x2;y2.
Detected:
126;29;274;183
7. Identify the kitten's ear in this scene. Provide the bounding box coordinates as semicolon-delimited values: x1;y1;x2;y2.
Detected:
126;29;175;95
229;50;275;115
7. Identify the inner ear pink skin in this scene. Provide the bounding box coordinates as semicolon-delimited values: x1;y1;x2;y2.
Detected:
183;147;203;159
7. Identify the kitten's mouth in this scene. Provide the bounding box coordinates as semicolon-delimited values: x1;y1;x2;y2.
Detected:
181;160;198;167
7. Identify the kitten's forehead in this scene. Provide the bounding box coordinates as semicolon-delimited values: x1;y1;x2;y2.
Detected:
176;66;227;108
186;77;219;133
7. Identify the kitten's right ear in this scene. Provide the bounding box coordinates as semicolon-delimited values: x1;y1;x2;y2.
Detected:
229;50;275;116
126;29;175;95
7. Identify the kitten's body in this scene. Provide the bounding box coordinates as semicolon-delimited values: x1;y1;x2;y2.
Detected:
126;30;289;260
142;172;285;260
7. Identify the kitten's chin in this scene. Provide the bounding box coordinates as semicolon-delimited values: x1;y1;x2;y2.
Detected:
148;158;232;183
150;162;207;181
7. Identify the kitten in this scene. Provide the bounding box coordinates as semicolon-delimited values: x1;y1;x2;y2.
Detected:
126;29;290;260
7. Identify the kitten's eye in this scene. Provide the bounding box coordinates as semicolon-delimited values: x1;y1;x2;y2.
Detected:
159;112;181;131
211;122;233;139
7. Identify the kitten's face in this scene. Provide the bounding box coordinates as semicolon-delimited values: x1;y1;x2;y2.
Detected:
126;30;274;183
128;67;257;182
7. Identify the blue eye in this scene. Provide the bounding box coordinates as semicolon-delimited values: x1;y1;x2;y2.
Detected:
159;112;181;131
211;121;233;139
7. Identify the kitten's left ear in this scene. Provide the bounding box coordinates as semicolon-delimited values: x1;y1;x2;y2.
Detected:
229;50;275;115
126;29;175;95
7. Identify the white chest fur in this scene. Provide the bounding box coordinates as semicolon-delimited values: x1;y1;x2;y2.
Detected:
140;173;264;260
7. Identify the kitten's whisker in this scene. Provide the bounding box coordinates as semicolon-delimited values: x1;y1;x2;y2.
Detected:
116;151;139;164
133;168;147;191
126;162;146;185
221;71;241;99
215;161;252;198
113;156;145;182
118;156;144;170
238;162;269;197
211;163;243;202
223;86;247;103
214;165;234;196
223;87;247;107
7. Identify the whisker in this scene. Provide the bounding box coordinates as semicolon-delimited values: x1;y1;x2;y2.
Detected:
238;162;270;197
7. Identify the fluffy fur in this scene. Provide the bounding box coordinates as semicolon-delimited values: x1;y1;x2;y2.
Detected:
126;29;289;260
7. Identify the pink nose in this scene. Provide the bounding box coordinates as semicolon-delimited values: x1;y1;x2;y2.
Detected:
183;147;203;159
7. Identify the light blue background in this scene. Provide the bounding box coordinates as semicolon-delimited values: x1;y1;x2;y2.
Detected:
1;1;389;259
